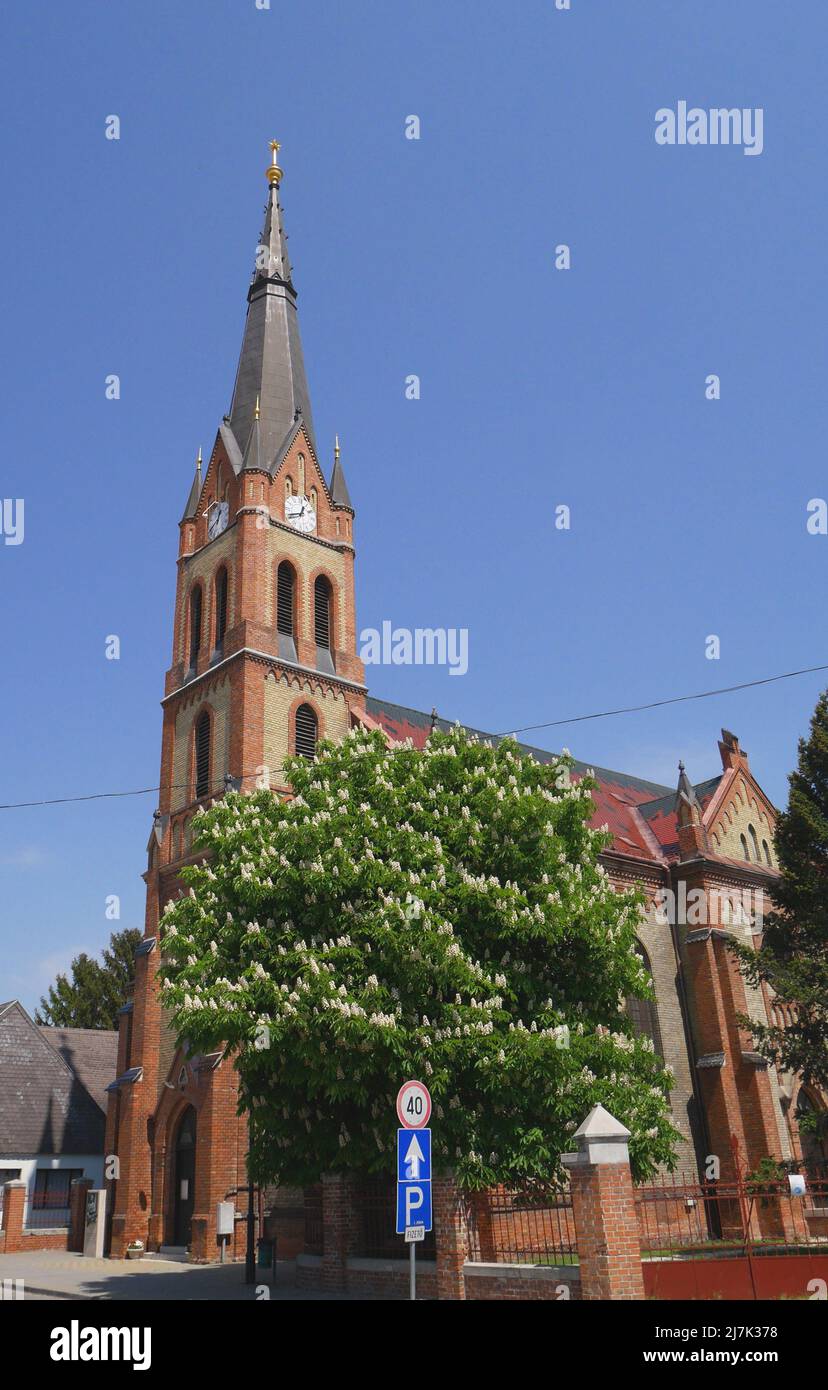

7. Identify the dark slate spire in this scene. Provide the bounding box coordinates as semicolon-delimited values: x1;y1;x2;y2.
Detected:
675;760;703;826
329;435;353;509
241;396;265;471
227;141;316;466
181;448;203;521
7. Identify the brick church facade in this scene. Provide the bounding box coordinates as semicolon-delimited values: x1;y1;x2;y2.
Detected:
105;145;825;1260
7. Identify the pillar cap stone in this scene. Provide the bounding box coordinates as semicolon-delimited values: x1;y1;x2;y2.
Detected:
562;1103;632;1167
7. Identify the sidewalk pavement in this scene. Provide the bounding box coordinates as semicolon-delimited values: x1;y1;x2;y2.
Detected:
0;1252;353;1301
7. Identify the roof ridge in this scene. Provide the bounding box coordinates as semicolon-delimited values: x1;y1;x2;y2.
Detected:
365;695;674;795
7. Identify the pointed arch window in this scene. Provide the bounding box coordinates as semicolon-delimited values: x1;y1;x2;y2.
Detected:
749;824;760;862
314;575;335;674
189;587;203;669
295;703;318;760
740;833;749;861
277;561;297;662
195;712;211;800
762;839;772;867
214;568;228;651
796;1089;828;1173
625;943;663;1060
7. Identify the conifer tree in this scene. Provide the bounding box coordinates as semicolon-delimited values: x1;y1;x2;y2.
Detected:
36;927;141;1030
736;691;828;1088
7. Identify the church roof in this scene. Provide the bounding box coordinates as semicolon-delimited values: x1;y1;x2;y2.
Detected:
364;696;724;866
225;148;316;469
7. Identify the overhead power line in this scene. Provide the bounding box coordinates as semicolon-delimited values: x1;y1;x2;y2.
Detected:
1;660;826;812
497;662;828;739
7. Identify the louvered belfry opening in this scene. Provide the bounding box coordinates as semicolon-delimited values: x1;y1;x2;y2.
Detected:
314;576;331;648
295;703;318;760
189;587;203;667
215;568;228;648
195;712;211;799
277;562;295;636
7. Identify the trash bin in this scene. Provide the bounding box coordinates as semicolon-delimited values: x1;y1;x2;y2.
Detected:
256;1237;275;1270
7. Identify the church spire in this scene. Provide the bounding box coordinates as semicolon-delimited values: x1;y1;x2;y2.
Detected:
227;140;316;466
330;434;353;509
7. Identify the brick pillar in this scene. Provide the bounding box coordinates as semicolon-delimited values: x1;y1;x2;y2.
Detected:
1;1182;26;1255
562;1105;645;1301
434;1174;468;1301
321;1173;354;1293
68;1178;93;1253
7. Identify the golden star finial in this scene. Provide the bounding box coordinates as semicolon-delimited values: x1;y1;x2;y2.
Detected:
266;139;283;187
334;434;340;463
254;394;261;421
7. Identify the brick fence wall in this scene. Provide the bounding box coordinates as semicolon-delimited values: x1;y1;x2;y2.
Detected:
0;1178;91;1256
292;1106;645;1301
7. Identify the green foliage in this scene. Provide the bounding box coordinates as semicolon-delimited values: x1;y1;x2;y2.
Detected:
160;727;678;1188
35;927;141;1029
734;691;828;1087
745;1156;787;1204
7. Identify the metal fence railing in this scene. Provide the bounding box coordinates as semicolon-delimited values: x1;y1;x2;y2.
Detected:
304;1185;323;1256
351;1180;436;1260
25;1190;73;1231
466;1185;576;1266
636;1163;828;1259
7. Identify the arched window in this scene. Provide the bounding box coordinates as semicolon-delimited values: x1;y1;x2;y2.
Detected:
749;824;760;862
194;712;211;800
795;1090;827;1181
625;943;664;1060
310;486;318;514
314;575;334;673
189;587;203;669
295;703;318;760
762;839;772;867
285;476;294;500
740;833;749;861
277;561;297;662
214;568;228;650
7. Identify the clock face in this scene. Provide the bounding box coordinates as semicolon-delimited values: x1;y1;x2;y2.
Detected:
207;501;229;541
285;494;316;533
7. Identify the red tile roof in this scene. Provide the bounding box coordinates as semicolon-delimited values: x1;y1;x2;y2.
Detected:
364;697;723;867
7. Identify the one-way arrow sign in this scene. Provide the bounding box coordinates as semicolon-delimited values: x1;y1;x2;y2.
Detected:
397;1128;431;1184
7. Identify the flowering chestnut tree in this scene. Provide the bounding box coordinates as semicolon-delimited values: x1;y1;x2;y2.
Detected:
159;726;678;1188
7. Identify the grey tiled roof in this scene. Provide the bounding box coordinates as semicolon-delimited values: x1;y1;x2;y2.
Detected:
38;1026;118;1114
0;1001;114;1156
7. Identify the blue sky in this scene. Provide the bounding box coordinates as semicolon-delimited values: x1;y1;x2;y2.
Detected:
2;0;827;1011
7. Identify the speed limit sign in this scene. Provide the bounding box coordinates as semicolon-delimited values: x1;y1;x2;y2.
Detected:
396;1080;432;1129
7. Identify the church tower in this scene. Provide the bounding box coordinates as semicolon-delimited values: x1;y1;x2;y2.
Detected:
106;143;367;1260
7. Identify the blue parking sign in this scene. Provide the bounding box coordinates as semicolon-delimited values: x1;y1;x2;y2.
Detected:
396;1180;432;1234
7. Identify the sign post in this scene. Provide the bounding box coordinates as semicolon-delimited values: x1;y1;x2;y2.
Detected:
396;1080;432;1302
